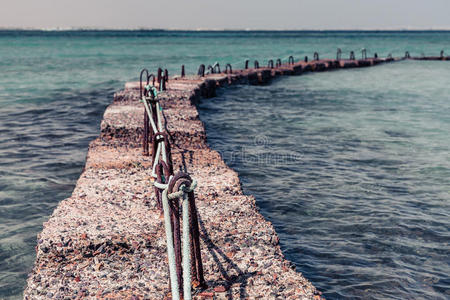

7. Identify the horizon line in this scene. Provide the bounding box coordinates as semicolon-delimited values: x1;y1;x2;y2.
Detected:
1;27;450;32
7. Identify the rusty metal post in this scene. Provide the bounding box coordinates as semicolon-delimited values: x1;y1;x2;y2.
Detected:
168;174;188;298
181;65;185;77
314;52;319;61
350;51;355;60
157;68;163;90
170;197;182;296
140;69;150;156
244;60;249;69
188;190;205;288
159;75;166;91
198;64;205;77
159;69;167;91
143;111;149;156
254;60;259;69
304;56;308;62
337;48;342;60
164;69;169;83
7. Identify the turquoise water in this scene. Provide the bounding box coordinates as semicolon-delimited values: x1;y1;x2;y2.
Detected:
198;61;450;299
0;31;449;299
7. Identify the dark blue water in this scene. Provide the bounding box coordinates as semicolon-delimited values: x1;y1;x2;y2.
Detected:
198;61;450;299
0;30;449;299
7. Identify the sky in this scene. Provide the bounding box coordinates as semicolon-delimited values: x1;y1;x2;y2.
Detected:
1;0;450;30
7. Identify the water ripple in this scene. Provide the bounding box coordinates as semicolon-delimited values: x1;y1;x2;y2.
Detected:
198;62;450;300
0;87;113;299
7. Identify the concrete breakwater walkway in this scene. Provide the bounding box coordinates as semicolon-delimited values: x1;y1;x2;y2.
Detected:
24;53;448;299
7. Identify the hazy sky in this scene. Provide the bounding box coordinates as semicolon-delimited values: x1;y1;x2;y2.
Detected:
1;0;450;30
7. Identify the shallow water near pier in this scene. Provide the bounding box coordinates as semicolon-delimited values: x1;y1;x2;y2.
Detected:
0;30;449;299
198;61;450;299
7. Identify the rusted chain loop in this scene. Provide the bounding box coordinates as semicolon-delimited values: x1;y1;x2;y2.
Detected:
164;69;169;83
276;58;282;67
405;51;410;58
350;51;355;60
361;48;367;60
157;68;163;86
168;179;197;199
314;52;319;61
440;50;444;58
197;64;205;77
268;60;274;68
336;48;342;60
207;65;214;74
254;60;259;69
225;63;232;74
288;56;294;65
374;53;378;59
159;74;166;91
140;68;150;98
388;53;392;59
167;172;195;199
212;62;220;73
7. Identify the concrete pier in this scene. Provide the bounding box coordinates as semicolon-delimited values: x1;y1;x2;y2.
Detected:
24;54;447;299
